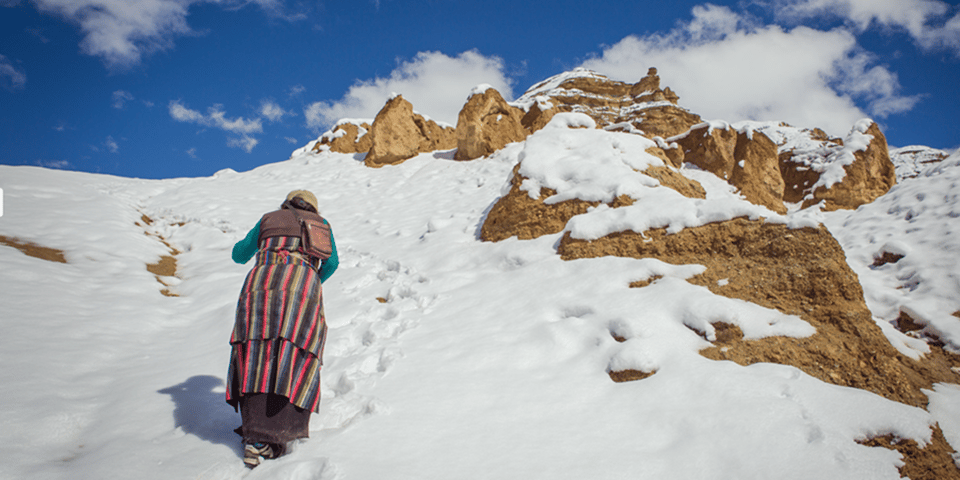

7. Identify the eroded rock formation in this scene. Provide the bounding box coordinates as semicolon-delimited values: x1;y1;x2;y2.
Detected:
800;122;896;210
364;95;456;168
674;124;787;214
454;87;528;161
514;67;702;139
557;218;959;408
312;121;372;154
480;164;705;242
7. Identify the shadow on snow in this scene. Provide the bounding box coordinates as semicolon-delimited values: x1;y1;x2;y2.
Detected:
158;375;242;458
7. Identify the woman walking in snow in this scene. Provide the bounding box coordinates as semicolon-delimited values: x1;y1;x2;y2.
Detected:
226;190;339;469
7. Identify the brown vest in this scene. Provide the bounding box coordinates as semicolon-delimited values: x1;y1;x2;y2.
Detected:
259;208;330;248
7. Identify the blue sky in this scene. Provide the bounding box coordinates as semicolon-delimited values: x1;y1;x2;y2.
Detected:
1;0;958;180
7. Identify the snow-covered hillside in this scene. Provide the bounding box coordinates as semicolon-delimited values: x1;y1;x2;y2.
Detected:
1;120;958;479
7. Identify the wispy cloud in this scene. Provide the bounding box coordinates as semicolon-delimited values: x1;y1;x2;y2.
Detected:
169;100;263;152
227;136;259;153
104;135;119;153
186;147;197;159
284;136;298;144
0;54;26;91
579;4;922;135
304;50;513;130
112;90;134;109
260;99;289;122
28;0;306;70
288;84;306;97
169;101;262;134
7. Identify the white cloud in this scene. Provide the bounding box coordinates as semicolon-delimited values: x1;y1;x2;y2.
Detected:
288;84;306;97
169;100;262;134
304;50;513;130
29;0;303;70
0;54;26;90
260;99;288;122
284;136;298;144
578;5;920;136
206;105;262;134
186;147;197;158
112;90;134;109
169;100;264;151
227;135;258;153
104;135;119;153
771;0;960;54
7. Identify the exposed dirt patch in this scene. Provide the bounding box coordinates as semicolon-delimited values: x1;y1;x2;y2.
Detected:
141;216;181;297
897;311;927;334
376;297;388;304
608;369;657;383
0;235;67;263
559;218;960;407
146;247;180;298
629;274;663;289
859;425;960;480
689;322;744;344
146;253;177;277
873;251;905;267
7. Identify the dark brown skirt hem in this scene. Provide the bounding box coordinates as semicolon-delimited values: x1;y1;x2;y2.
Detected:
237;393;310;446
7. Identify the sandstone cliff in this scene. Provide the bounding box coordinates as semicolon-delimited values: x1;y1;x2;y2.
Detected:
307;68;897;214
454;86;528;161
513;67;702;139
364;95;456;168
312;120;372;154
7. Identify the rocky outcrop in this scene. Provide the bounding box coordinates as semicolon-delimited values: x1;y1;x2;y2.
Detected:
674;124;787;214
557;218;960;408
764;121;896;211
800;122;896;211
313;121;372;154
454;87;528;161
663;120;896;213
480;164;705;243
520;100;562;134
890;145;951;181
514;68;702;139
364;95;456;168
480;166;634;242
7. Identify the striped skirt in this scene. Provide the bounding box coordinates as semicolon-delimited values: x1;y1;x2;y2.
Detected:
227;237;327;413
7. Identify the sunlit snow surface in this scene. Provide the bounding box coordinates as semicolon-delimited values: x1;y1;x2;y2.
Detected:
1;126;958;479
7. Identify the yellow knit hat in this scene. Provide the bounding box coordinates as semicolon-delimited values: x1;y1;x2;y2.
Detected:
286;190;318;211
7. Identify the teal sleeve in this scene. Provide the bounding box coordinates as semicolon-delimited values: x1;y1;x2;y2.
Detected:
318;223;339;283
232;221;261;264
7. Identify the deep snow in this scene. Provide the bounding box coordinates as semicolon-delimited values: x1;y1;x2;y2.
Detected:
1;118;958;479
